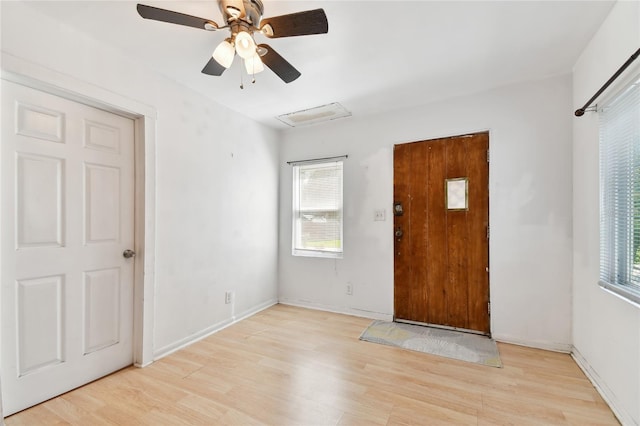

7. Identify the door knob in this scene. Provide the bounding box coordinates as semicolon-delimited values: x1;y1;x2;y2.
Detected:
395;228;403;238
123;249;136;259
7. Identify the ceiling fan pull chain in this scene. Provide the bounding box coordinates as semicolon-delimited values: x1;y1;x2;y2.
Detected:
239;63;244;89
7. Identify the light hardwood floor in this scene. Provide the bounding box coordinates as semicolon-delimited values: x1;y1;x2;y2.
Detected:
6;304;618;425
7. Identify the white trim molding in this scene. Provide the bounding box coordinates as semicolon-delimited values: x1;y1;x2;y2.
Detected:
153;299;278;361
278;298;393;322
491;334;572;353
572;346;635;426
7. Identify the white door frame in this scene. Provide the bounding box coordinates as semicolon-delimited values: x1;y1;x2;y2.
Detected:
0;51;157;415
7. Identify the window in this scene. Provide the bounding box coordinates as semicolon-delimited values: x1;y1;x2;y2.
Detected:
292;159;343;258
599;75;640;305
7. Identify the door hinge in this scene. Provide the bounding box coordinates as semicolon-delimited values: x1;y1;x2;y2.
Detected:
487;149;490;163
486;225;490;240
488;302;491;315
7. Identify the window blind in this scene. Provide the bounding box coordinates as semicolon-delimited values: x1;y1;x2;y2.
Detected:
599;76;640;304
292;160;343;257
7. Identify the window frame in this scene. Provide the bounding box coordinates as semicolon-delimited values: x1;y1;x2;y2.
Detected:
598;73;640;307
291;158;344;259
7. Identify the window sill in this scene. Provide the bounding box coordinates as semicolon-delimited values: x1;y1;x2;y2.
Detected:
599;280;640;309
292;249;343;259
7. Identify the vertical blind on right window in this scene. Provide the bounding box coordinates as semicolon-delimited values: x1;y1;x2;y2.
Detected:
599;75;640;304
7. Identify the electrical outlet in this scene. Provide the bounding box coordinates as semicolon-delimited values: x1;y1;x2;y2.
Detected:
346;283;353;295
374;209;386;221
225;291;233;304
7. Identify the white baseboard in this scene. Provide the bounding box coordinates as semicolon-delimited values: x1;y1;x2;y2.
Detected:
278;298;393;321
492;334;572;353
152;298;278;361
572;346;635;426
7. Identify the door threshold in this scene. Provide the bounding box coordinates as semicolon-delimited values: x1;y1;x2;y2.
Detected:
394;318;490;337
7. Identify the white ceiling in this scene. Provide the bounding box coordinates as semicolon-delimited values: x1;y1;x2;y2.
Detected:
22;0;614;129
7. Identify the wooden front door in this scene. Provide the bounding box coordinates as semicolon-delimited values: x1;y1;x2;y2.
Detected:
393;132;490;334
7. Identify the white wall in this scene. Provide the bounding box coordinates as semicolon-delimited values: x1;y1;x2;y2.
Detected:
279;74;574;351
572;2;640;424
1;2;279;358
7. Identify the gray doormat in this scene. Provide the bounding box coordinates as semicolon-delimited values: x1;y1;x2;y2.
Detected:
359;320;502;368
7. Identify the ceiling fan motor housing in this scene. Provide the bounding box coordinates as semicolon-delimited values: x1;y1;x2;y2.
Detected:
219;0;264;27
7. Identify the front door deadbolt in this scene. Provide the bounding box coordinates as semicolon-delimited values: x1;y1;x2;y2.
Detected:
395;227;403;239
393;202;404;216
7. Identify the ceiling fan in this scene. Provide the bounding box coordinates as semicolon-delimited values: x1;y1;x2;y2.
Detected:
136;0;328;84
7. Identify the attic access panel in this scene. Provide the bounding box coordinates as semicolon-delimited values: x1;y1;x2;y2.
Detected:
276;102;351;127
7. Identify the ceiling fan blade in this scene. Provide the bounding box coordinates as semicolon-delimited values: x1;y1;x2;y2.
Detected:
137;4;218;30
258;44;301;83
260;9;328;38
202;57;227;76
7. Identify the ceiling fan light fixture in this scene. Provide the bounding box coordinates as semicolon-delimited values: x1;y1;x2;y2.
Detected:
244;53;265;74
212;39;235;68
136;3;329;84
235;30;256;59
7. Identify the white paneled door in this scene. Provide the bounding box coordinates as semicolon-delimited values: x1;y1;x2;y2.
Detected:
1;81;135;416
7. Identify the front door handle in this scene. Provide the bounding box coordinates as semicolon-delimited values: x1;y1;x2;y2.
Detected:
123;249;136;259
